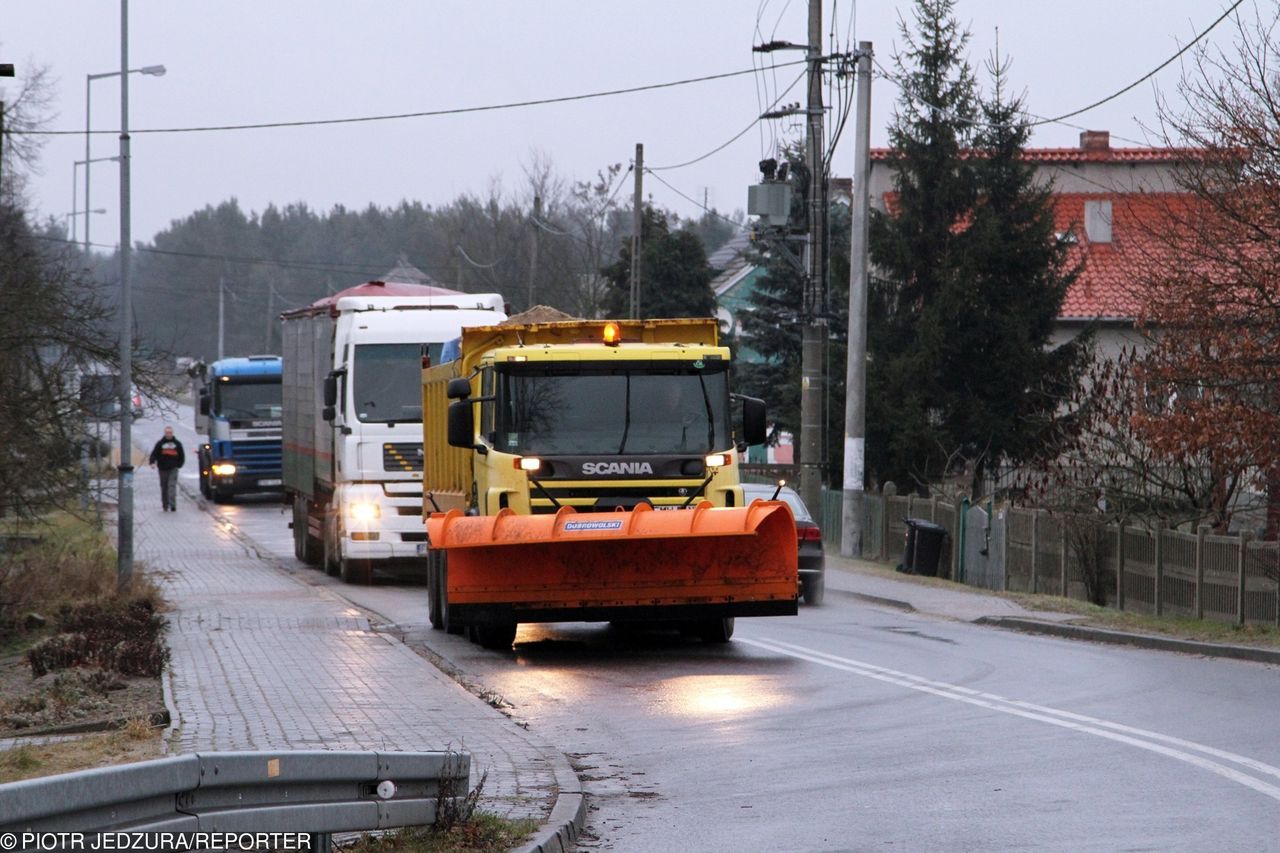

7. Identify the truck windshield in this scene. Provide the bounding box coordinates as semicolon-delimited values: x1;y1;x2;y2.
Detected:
215;381;282;420
353;343;442;423
497;365;732;456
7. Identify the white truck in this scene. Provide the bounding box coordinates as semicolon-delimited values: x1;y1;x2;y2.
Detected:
281;281;505;583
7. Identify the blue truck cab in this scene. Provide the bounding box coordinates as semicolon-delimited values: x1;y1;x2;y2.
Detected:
194;355;284;502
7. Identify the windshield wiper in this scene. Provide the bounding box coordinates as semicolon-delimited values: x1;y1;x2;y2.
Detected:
616;374;632;454
696;373;715;450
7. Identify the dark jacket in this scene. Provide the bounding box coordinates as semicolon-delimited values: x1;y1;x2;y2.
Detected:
149;437;185;470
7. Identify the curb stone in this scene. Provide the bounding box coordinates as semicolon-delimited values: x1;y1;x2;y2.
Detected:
976;616;1280;665
512;750;587;853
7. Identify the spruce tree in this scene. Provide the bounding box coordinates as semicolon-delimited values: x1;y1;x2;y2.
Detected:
866;0;980;490
867;0;1085;493
602;205;716;319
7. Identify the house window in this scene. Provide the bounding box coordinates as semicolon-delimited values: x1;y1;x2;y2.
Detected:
1084;200;1113;243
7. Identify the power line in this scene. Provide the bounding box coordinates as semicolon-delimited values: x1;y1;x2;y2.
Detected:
455;244;502;269
649;70;806;171
874;0;1243;135
27;232;408;278
16;61;807;137
644;169;744;231
1030;0;1243;127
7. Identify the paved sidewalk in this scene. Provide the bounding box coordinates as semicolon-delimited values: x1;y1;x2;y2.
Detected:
823;555;1079;623
824;553;1280;665
127;468;564;823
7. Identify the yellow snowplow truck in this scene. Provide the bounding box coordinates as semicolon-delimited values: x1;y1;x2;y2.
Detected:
421;317;798;649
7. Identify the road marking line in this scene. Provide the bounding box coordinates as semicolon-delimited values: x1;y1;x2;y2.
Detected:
741;637;1280;802
757;637;1280;782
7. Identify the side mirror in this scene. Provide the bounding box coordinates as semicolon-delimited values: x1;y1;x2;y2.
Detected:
741;396;767;446
447;400;475;448
322;405;336;422
446;377;472;400
198;394;210;416
323;373;339;408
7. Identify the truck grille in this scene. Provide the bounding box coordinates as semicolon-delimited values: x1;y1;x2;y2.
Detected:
227;439;282;475
383;442;423;472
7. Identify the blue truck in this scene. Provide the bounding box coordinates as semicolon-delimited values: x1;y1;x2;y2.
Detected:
193;356;284;502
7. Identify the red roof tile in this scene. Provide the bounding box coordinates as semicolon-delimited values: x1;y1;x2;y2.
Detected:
875;190;1199;322
1052;193;1196;321
870;147;1187;164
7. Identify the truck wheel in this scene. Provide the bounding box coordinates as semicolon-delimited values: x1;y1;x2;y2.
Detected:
339;556;373;585
427;552;443;630
293;498;323;566
802;574;825;606
698;617;735;644
474;622;517;650
322;512;340;576
199;471;211;499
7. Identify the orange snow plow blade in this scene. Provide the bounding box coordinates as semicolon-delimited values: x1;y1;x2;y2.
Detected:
427;501;798;617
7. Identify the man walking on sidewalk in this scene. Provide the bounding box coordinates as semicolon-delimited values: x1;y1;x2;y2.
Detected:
149;426;185;512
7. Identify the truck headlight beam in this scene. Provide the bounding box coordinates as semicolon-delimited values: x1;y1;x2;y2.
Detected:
347;501;381;522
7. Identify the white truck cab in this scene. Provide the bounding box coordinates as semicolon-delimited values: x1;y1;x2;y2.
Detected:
283;287;505;583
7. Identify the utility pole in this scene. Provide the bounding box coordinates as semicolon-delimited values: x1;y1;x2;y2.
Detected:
217;276;225;361
841;42;874;558
116;0;134;590
797;0;827;525
0;62;12;198
527;194;542;309
264;282;275;352
629;143;643;319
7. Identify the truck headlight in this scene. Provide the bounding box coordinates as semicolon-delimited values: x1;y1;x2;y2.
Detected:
704;453;729;469
347;501;381;522
516;457;542;472
211;463;237;477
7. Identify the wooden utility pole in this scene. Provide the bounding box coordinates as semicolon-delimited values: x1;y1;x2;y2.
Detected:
630;144;643;319
840;42;874;557
0;64;13;198
528;194;542;309
797;0;826;524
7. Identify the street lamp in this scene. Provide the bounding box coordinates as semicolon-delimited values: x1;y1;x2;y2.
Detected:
61;208;106;239
85;63;163;252
71;158;117;242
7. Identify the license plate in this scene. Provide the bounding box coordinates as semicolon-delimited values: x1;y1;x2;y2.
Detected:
258;478;282;487
416;543;429;555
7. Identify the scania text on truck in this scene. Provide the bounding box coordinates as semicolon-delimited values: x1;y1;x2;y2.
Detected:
282;280;505;584
192;356;284;502
422;317;799;649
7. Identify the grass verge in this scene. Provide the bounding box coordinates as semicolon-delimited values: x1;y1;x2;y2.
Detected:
0;509;168;752
0;718;164;784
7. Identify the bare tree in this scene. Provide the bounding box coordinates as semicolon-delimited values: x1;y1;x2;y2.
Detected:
0;60;55;207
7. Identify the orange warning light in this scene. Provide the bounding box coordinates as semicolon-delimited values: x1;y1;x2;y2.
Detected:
603;322;621;346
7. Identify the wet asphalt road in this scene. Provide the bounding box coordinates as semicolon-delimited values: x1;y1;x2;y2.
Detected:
137;411;1280;852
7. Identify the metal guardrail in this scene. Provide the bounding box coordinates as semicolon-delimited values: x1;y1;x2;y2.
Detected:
0;750;469;838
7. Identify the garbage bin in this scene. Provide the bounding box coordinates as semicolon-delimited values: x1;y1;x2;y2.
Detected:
902;518;949;577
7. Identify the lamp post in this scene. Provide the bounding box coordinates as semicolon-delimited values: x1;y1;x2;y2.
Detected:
61;207;106;238
72;158;117;243
85;62;162;253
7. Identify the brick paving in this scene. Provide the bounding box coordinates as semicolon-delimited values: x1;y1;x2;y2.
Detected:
127;469;559;821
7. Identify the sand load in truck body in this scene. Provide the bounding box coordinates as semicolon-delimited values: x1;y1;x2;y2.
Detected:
420;317;798;648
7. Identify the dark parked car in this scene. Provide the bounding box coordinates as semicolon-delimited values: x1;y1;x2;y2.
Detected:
742;483;825;605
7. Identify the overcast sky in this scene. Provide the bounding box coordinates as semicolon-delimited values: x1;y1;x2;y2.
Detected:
2;1;1243;258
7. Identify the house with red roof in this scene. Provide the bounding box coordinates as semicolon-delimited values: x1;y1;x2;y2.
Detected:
868;130;1193;357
